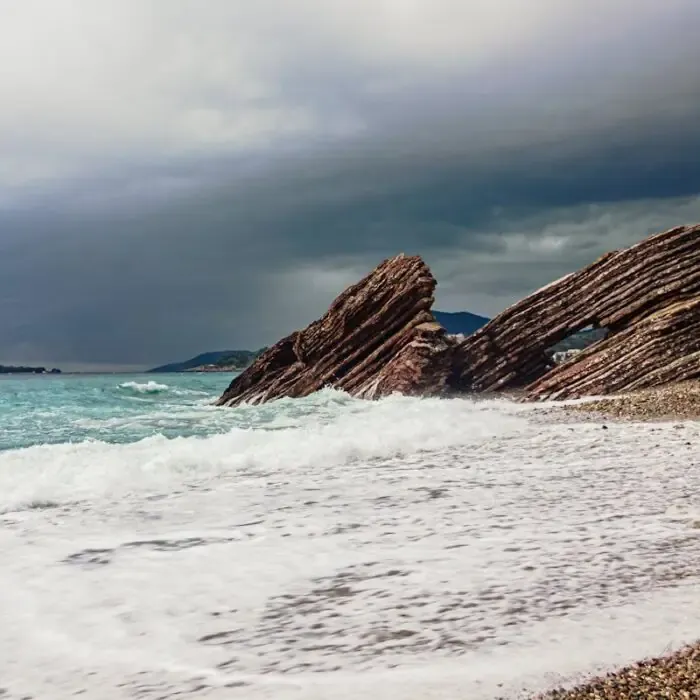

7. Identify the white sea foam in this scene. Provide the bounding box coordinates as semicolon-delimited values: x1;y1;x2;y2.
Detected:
0;394;529;512
118;380;170;394
0;392;699;699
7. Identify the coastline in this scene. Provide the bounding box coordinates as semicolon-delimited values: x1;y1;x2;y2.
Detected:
533;642;700;699
183;364;248;372
538;380;700;423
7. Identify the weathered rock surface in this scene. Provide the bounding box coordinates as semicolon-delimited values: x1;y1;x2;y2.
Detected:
217;255;455;406
354;321;456;399
454;223;700;399
527;297;700;400
218;223;700;407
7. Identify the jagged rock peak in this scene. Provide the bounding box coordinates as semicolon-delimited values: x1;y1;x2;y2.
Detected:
217;254;455;406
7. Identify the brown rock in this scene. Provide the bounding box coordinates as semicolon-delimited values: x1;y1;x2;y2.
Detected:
218;223;700;408
354;321;456;399
526;297;700;400
453;223;700;398
216;255;455;406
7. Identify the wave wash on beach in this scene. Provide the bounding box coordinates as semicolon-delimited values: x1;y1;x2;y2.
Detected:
0;373;699;698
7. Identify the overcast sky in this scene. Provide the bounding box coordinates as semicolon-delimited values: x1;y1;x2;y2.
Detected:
2;0;700;370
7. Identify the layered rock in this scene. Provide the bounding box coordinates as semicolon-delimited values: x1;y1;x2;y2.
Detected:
526;297;700;400
454;224;700;397
216;255;454;406
354;321;456;399
218;223;700;407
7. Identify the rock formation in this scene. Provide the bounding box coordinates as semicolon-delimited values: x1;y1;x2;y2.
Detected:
526;296;700;400
353;320;455;399
453;224;700;399
218;223;700;407
217;255;455;406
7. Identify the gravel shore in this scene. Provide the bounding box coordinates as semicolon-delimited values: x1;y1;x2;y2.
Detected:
533;641;700;699
556;380;700;422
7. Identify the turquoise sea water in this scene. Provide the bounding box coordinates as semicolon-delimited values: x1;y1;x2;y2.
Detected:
0;373;236;450
0;372;356;452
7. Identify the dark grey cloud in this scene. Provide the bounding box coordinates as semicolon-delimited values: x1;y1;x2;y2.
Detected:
1;0;700;368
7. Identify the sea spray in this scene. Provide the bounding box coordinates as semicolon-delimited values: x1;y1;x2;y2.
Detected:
118;380;171;394
0;389;530;512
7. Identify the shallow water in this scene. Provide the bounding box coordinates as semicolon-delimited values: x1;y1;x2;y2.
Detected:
1;373;699;698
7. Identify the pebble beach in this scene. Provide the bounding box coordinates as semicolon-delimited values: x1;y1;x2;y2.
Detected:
534;643;700;699
563;380;700;423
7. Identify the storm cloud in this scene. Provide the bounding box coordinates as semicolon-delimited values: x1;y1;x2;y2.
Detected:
2;0;700;369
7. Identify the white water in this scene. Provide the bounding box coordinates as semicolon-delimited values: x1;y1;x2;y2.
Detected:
118;380;172;394
1;387;700;699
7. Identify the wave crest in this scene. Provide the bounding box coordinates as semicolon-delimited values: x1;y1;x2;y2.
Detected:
0;394;530;512
118;381;170;395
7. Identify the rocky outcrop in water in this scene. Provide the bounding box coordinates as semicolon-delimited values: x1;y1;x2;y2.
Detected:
217;255;455;406
453;224;700;399
218;223;700;406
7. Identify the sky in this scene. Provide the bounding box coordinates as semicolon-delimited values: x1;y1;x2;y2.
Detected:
2;0;700;371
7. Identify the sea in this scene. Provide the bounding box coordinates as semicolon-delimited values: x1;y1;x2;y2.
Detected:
1;372;700;700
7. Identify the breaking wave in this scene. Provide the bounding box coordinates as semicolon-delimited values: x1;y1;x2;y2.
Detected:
0;393;531;512
118;380;171;395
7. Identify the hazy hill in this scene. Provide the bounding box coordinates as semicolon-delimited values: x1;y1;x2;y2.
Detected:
432;310;490;336
0;365;61;374
149;350;262;373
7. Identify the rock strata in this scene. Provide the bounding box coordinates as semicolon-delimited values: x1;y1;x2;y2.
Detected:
217;255;454;406
354;321;456;399
218;223;700;407
527;296;700;400
454;223;700;399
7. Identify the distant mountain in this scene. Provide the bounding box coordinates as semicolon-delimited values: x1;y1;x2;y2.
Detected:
149;349;263;373
433;310;490;336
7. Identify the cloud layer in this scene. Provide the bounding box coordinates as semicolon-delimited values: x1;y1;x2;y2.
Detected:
2;0;700;368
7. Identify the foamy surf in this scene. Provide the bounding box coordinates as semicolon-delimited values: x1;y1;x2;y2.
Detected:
118;380;171;394
1;373;699;699
0;393;530;513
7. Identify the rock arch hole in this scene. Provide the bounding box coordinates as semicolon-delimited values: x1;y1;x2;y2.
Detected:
547;324;610;365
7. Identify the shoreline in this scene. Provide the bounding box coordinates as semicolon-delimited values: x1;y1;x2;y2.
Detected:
2;375;700;696
533;380;700;423
532;641;700;699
